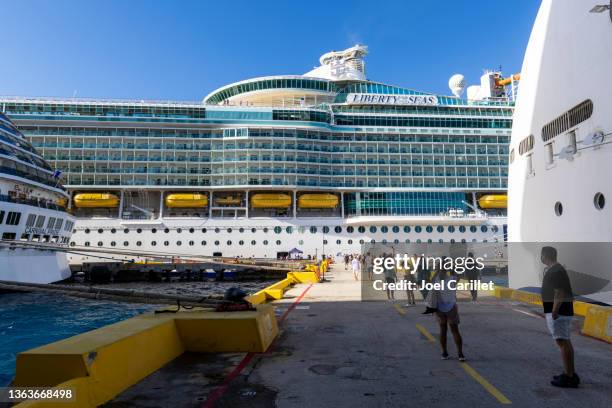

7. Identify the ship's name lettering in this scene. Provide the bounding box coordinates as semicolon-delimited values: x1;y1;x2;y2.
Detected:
346;93;438;106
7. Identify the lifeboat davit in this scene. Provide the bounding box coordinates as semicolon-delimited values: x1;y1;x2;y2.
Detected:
298;193;339;209
478;194;507;209
165;193;208;208
73;193;119;208
250;193;292;208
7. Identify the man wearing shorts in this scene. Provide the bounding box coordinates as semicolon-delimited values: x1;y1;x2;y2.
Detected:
540;246;579;388
434;267;465;361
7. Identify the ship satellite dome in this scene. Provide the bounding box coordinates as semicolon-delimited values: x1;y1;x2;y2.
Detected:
448;74;466;97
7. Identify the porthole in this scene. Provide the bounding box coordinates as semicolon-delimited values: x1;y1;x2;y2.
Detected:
334;226;342;233
382;239;388;244
470;226;477;233
323;240;328;245
481;225;488;233
437;226;444;233
461;239;466;243
239;240;244;246
137;241;142;246
202;228;207;233
347;226;354;233
177;241;182;246
274;226;282;234
251;240;256;245
123;241;129;246
124;228;129;234
369;226;377;233
276;240;281;245
416;239;422;244
310;226;317;233
286;226;293;234
348;239;353;244
239;228;245;233
227;228;232;233
459;226;466;233
98;228;103;234
450;239;456;243
594;193;605;210
215;228;220;233
164;241;169;246
137;228;142;233
426;226;433;233
97;241;103;247
358;226;366;233
298;240;304;245
152;241;157;246
404;226;411;233
84;242;90;246
110;241;116;246
263;227;269;233
554;201;563;216
415;226;422;233
438;239;444;243
370;239;376;243
164;228;170;233
381;226;388;233
323;226;330;233
251;228;257;233
201;240;207;246
188;228;194;233
85;229;90;234
70;242;75;246
428;239;433;243
214;240;220;245
189;241;194;246
448;226;455;233
359;239;365;244
392;226;400;233
336;239;341;244
394;239;399;244
152;228;157;233
491;226;499;233
227;240;232;245
111;228;116;234
263;240;268;245
177;228;182;234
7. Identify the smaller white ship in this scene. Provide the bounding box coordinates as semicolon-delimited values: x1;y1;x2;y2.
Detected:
0;112;74;283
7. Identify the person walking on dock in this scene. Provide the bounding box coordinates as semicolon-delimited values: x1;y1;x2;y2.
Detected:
434;266;465;361
540;246;579;388
351;255;361;281
344;254;350;270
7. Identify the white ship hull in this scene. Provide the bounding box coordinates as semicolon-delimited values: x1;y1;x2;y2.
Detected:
0;247;71;284
508;0;612;303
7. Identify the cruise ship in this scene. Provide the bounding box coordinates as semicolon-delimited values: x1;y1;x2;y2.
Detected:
0;112;74;283
0;46;514;264
508;1;612;304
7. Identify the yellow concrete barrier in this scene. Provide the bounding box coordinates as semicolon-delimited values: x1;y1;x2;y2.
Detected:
13;305;278;408
246;268;319;305
510;290;542;306
582;304;612;344
494;287;513;299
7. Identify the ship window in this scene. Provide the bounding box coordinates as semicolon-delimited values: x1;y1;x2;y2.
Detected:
426;226;433;233
176;241;182;246
84;241;90;246
36;216;46;228
227;240;232;245
70;242;75;246
164;241;169;246
276;240;281;245
427;239;433;244
555;201;563;216
518;135;534;155
251;240;256;245
310;226;317;233
335;226;342;233
359;239;365;244
448;226;455;233
25;214;36;227
202;228;207;233
594;193;605;210
470;226;477;233
347;226;354;233
369;226;377;233
123;241;129;246
405;239;411;244
110;241;116;246
358;226;365;233
438;239;444;243
97;228;103;234
323;226;329;233
188;240;194;246
6;212;21;226
381;226;388;233
323;239;328;245
286;227;293;234
177;228;182;234
348;239;353;244
481;225;488;233
97;241;103;246
274;226;282;234
541;99;593;142
239;240;244;245
111;228;116;233
437;226;444;233
151;241;157;246
214;240;219;245
263;228;269;233
164;228;170;233
263;240;268;245
251;228;257;233
189;228;195;233
371;239;376;243
227;228;232;233
459;226;466;233
152;228;157;233
392;226;400;233
404;226;411;233
415;226;422;233
336;239;341;245
201;240;207;245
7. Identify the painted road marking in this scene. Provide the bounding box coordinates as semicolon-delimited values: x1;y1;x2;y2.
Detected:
415;323;512;405
394;303;407;315
512;308;541;319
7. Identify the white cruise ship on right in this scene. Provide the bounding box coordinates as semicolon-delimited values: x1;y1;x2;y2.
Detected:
508;0;612;304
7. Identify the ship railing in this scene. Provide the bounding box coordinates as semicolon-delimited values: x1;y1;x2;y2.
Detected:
0;193;67;213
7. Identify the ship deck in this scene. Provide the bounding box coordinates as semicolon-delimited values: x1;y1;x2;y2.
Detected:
106;264;612;408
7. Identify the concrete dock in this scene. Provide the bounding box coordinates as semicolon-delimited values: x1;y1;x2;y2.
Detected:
107;264;612;407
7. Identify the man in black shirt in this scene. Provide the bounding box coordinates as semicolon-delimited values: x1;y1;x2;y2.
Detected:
540;246;579;388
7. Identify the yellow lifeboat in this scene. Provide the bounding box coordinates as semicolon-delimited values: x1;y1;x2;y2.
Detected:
215;195;242;206
165;193;208;208
73;193;119;208
56;197;68;207
298;193;339;209
478;194;507;209
250;193;292;208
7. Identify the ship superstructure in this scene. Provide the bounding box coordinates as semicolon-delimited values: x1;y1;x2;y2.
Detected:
1;46;514;263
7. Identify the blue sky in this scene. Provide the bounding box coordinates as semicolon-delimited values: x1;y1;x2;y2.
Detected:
1;0;540;101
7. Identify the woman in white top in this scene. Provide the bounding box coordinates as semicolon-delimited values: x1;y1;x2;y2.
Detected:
351;256;361;281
